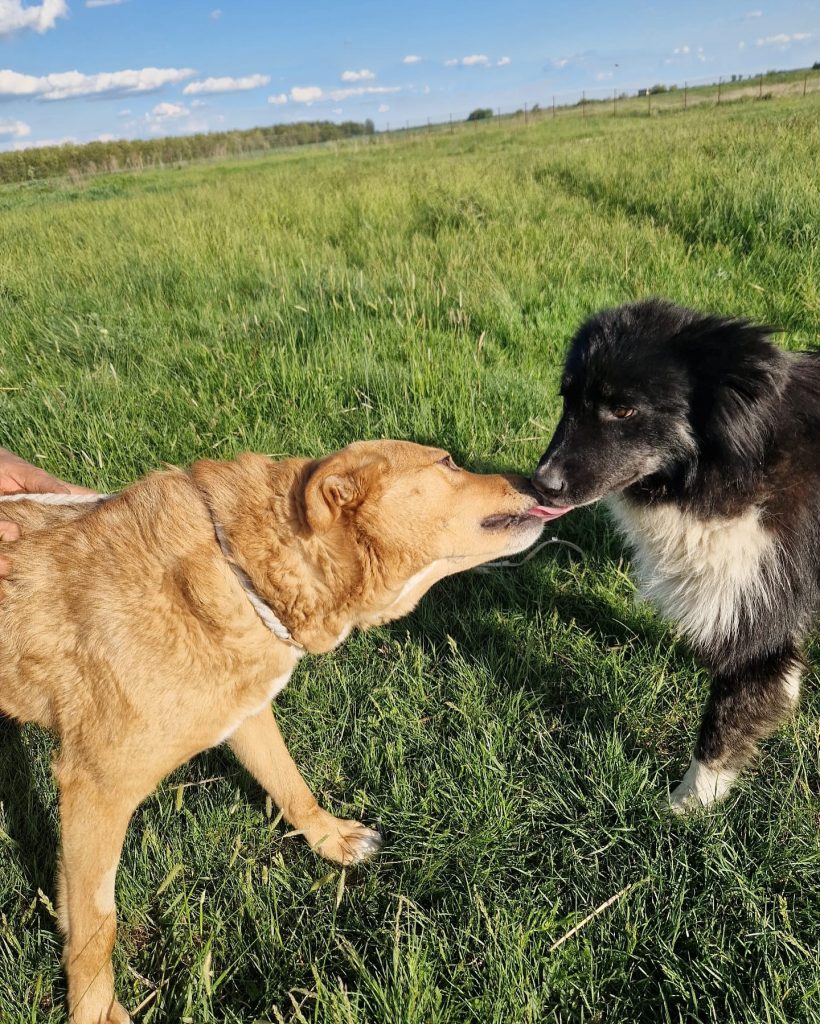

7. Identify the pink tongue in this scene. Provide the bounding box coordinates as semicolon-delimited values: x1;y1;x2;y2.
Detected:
528;505;574;521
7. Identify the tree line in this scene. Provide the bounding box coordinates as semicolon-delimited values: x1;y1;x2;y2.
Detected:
0;119;376;185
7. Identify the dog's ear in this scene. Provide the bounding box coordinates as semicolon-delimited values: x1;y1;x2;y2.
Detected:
303;449;388;533
679;315;788;464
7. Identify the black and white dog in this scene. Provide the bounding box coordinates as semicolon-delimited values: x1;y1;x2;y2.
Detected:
533;299;819;811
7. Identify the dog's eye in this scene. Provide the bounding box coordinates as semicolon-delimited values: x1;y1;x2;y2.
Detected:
613;407;637;420
437;455;460;471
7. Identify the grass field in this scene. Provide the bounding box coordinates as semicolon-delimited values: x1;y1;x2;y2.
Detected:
0;94;819;1024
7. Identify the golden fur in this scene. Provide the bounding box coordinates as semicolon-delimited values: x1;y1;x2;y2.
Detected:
0;440;542;1024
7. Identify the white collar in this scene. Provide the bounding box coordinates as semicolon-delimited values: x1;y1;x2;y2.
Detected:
210;514;303;650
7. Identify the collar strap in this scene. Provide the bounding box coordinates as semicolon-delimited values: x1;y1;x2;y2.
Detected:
208;508;304;650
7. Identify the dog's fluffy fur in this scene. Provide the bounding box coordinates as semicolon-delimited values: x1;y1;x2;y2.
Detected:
0;440;543;1024
534;299;819;811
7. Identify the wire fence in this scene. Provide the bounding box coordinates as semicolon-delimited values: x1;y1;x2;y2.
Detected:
371;67;820;141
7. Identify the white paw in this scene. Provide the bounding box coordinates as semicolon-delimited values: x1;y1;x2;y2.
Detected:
669;758;738;814
301;812;383;865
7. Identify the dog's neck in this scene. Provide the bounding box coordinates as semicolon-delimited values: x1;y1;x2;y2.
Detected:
208;510;304;649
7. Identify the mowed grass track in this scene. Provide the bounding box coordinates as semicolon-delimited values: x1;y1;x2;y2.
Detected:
0;98;818;1023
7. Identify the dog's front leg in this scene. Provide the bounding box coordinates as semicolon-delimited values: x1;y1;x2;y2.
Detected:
228;704;382;864
670;644;803;813
55;765;136;1024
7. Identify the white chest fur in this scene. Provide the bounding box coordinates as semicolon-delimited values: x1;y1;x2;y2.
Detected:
606;495;777;647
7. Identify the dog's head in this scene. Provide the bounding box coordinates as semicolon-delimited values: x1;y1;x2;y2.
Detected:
194;440;549;651
533;299;788;508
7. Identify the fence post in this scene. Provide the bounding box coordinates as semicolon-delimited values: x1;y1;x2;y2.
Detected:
717;77;722;105
647;89;651;117
684;81;687;110
552;95;556;119
803;72;808;97
524;102;528;125
613;89;616;116
759;73;763;99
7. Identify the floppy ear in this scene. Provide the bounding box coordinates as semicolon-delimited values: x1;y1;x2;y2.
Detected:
679;315;788;464
303;450;387;533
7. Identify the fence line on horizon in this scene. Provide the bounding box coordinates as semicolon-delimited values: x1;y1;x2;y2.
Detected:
372;67;820;141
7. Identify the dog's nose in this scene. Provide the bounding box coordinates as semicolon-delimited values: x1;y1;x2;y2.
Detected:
533;463;566;497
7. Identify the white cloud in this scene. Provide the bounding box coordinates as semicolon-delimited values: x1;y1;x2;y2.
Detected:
341;68;375;82
756;31;811;46
210;7;222;18
444;58;458;66
288;83;401;104
0;0;66;35
330;84;399;101
190;98;207;107
13;135;77;150
97;132;116;141
552;57;571;69
673;45;690;55
745;9;763;16
461;54;490;66
85;0;128;7
183;73;270;95
150;101;188;120
0;117;30;138
0;66;196;101
267;92;288;105
402;54;421;64
289;85;324;104
378;103;389;112
497;56;511;66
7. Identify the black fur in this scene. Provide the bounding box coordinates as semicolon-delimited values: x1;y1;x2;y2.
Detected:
534;299;820;795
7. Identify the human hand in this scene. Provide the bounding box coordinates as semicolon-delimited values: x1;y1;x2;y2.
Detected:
0;447;96;573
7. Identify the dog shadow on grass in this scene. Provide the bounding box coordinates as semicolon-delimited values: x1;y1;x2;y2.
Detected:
0;719;59;897
387;508;698;754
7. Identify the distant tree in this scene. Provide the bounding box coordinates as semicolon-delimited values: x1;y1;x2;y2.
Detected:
0;118;377;185
466;108;493;121
649;83;668;94
813;61;820;70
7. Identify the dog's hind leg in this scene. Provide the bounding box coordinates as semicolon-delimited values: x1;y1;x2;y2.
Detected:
670;645;803;813
228;703;382;864
55;762;138;1024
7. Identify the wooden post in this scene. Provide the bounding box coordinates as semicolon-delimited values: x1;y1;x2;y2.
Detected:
552;95;556;119
647;88;651;116
803;72;808;97
684;81;687;110
717;77;722;105
758;73;763;99
524;102;528;125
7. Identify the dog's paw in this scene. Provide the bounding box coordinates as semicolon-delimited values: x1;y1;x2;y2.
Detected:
71;1000;131;1024
298;810;382;865
668;758;737;814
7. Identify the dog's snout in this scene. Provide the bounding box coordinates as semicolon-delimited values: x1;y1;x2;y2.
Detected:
505;474;540;501
533;461;566;497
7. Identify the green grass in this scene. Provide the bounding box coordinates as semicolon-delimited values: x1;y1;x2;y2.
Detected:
0;95;818;1024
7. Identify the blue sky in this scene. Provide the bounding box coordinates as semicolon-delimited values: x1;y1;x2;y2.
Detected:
0;0;817;149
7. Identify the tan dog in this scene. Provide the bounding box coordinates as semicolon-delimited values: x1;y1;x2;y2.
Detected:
0;440;545;1024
